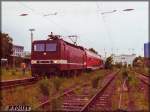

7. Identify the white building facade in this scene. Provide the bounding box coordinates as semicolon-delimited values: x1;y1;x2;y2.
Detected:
12;45;24;57
112;54;136;66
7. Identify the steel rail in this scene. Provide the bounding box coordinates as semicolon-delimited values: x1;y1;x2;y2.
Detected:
0;77;38;89
35;71;118;110
133;71;150;86
35;83;90;110
133;70;150;78
80;70;120;112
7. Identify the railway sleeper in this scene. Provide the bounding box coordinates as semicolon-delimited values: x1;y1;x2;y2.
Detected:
90;107;111;112
63;97;89;101
59;108;81;112
62;100;87;104
65;94;90;97
61;106;83;110
63;102;85;106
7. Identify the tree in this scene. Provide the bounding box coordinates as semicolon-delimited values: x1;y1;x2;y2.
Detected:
105;56;113;69
1;33;13;58
89;48;98;54
133;56;144;67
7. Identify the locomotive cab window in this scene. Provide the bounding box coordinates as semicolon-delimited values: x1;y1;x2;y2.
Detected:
46;43;57;51
34;44;45;51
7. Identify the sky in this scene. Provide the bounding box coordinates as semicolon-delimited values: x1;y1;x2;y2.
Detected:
2;1;149;57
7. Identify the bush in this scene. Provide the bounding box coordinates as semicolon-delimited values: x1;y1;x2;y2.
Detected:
52;77;62;91
105;56;113;69
128;75;139;87
122;69;128;79
92;76;100;89
51;99;62;110
38;78;50;96
115;63;122;68
11;70;16;75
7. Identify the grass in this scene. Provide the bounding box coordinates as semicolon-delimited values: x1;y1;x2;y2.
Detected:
133;67;149;76
38;78;52;96
50;69;114;111
91;76;100;89
127;70;149;111
1;86;39;111
1;68;32;81
128;72;139;88
1;69;115;111
111;70;123;110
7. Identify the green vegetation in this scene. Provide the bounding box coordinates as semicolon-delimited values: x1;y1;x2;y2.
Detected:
91;76;100;89
127;70;148;111
1;86;38;110
128;73;139;87
134;67;149;76
38;78;52;96
1;68;31;81
52;77;63;91
133;56;144;67
115;62;122;68
1;33;13;58
105;56;113;69
1;69;113;111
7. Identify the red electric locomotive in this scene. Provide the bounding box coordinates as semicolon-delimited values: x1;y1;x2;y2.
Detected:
31;33;103;77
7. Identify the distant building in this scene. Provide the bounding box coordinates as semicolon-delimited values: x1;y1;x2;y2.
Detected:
12;45;24;57
112;54;136;66
144;42;150;58
23;51;31;58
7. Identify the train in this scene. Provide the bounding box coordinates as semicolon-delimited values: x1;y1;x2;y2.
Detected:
31;33;103;77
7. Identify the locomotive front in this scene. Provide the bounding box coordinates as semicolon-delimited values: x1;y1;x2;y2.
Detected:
31;38;61;77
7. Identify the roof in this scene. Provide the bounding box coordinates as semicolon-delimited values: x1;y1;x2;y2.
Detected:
13;45;24;49
33;38;84;50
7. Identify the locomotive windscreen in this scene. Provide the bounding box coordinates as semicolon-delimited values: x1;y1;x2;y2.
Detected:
34;44;44;51
46;43;57;51
33;43;57;51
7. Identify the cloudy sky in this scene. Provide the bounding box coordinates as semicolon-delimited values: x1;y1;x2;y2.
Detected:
2;1;148;57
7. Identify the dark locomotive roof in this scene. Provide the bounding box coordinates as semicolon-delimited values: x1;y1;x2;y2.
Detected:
33;34;84;50
63;39;84;50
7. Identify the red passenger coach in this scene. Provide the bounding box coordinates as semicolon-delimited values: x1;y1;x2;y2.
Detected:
31;34;86;77
85;49;103;70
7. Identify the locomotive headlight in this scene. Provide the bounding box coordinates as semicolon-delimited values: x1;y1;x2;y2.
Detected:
31;60;37;64
53;60;58;64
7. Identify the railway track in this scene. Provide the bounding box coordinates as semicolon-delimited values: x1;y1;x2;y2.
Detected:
36;82;91;111
81;71;118;112
132;70;150;111
36;70;120;111
133;71;150;86
0;77;39;89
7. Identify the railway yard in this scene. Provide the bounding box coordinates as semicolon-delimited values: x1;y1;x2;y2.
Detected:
1;67;149;111
2;1;149;111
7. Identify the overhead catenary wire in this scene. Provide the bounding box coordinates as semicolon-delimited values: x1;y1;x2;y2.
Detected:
96;2;115;56
19;2;71;34
18;2;110;51
18;2;79;44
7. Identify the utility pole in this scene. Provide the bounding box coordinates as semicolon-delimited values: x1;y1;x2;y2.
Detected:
116;48;119;55
111;48;113;55
104;48;107;59
132;48;134;54
29;29;35;51
13;48;15;69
